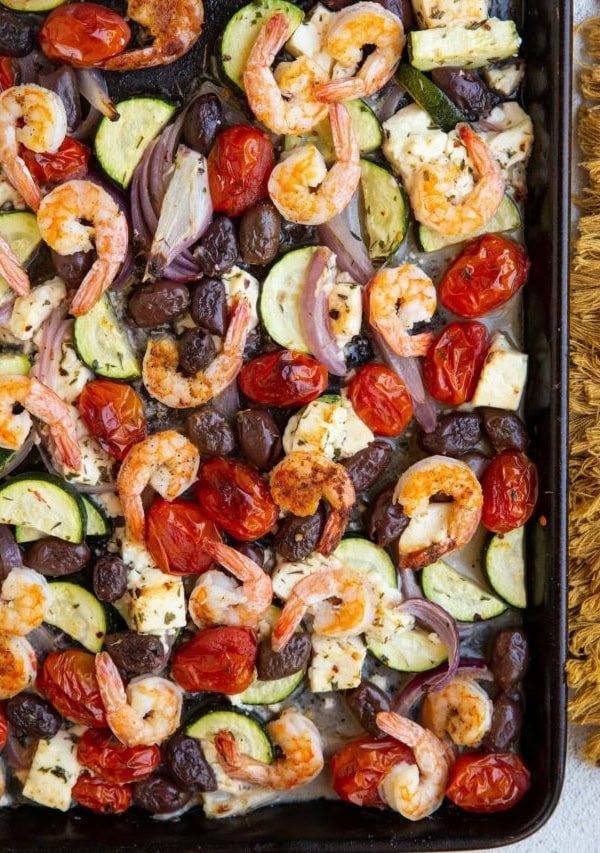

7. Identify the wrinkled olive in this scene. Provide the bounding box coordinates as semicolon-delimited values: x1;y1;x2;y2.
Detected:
104;632;167;675
344;334;374;370
0;7;36;57
343;440;393;493
128;280;190;328
92;555;127;603
133;773;192;814
51;249;94;288
479;407;529;453
164;732;217;792
369;487;409;546
482;692;523;751
490;629;529;691
256;634;312;681
189;277;227;336
194;217;238;278
346;681;391;736
178;327;217;376
462;451;491;480
322;0;354;7
430;68;493;119
233;541;265;567
23;537;90;577
236;408;281;470
6;693;61;738
186;407;236;456
239;200;281;266
419;412;483;457
182;93;223;156
279;220;315;250
275;510;324;562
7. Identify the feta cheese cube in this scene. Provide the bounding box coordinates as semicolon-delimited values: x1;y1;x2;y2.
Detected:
484;60;526;97
223;266;259;330
8;278;66;342
471;332;528;410
309;635;367;692
411;0;489;29
272;553;337;601
399;503;454;557
22;728;83;812
119;540;187;634
286;3;334;74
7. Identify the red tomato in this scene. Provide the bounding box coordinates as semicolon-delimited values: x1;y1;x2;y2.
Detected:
40;3;131;67
347;364;413;437
171;626;257;694
330;736;415;808
194;457;278;541
423;321;489;406
440;234;530;319
37;650;106;728
146;498;222;575
239;350;328;408
21;137;90;188
0;704;7;752
73;773;132;814
481;450;538;533
79;379;146;461
0;57;16;91
446;752;531;813
77;728;160;785
208;126;273;217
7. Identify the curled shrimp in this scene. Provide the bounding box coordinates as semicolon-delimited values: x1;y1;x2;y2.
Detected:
410;124;505;237
0;84;67;212
394;456;483;569
0;375;81;472
421;677;493;747
36;180;128;316
189;540;273;629
95;651;182;747
0;634;37;699
215;708;323;791
314;3;405;102
268;102;360;226
0;568;51;636
142;296;251;408
0;233;30;297
270;450;356;555
117;430;200;543
368;266;436;358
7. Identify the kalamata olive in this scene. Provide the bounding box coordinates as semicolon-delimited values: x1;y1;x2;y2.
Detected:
479;407;529;453
322;0;354;8
375;0;413;30
92;555;127;603
346;681;391;736
489;629;529;691
0;7;36;57
256;634;311;681
345;334;374;369
430;68;493;119
194;217;238;278
186;408;236;456
279;220;315;250
419;412;483;457
239;200;281;266
23;537;90;577
182;93;223;157
369;487;409;546
462;451;491;480
343;440;393;492
233;541;265;567
482;692;523;751
51;249;94;288
6;693;61;739
38;66;81;129
189;277;227;336
104;632;167;675
178;327;217;376
128;280;189;328
164;732;217;792
275;510;324;561
133;773;191;814
236;408;281;470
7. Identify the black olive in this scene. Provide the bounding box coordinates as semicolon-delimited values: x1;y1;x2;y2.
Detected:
275;510;324;561
182;94;223;156
128;280;190;328
194;217;238;278
133;773;192;814
482;692;523;751
236;409;282;470
419;412;483;457
232;541;266;567
6;693;61;738
346;681;391;736
479;407;529;453
189;277;227;336
430;68;493;119
344;335;374;369
104;632;167;675
164;732;217;792
51;250;95;289
342;440;393;492
179;327;217;376
92;555;127;603
489;629;529;690
369;487;410;546
186;407;236;456
23;538;90;577
256;634;311;681
0;7;36;57
239;200;281;266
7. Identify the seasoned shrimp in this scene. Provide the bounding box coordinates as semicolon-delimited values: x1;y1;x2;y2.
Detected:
272;568;375;652
0;634;37;699
95;652;182;747
243;13;329;135
36;180;128;316
0;375;81;472
0;233;30;297
270;450;356;555
421;677;493;747
394;456;483;568
368;266;436;358
268;102;360;226
189;540;273;629
215;708;324;791
376;711;449;821
410;124;505;237
0;568;51;636
314;3;405;102
143;296;251;408
0;84;67;212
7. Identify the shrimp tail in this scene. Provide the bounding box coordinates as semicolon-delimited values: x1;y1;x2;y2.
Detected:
246;12;288;70
389;331;434;358
51;425;82;473
70;259;119;316
316;508;349;556
214;730;241;767
95;651;127;713
329;102;359;162
272;597;305;653
399;539;456;570
0;234;30;297
120;494;145;543
314;77;365;103
9;157;41;213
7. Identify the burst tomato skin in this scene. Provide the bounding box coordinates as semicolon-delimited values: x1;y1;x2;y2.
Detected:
73;773;132;814
330;736;416;808
0;704;7;752
347;364;413;437
0;57;16;91
481;450;538;533
37;650;106;728
79;379;146;461
77;728;161;785
207;125;273;217
446;752;531;813
21;137;90;188
239;350;328;408
171;627;257;694
423;321;489;406
146;498;222;575
39;3;131;67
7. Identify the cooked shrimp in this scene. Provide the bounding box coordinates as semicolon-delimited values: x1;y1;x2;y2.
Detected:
368;266;436;358
270;450;356;555
0;568;51;636
268;102;360;226
0;233;30;297
0;84;67;212
410;124;505;237
215;708;323;791
143;296;251;408
36;180;128;316
421;677;493;747
272;568;375;652
117;430;199;542
0;634;37;699
101;0;203;71
394;456;483;569
0;375;81;472
376;711;449;821
95;651;182;747
314;3;405;102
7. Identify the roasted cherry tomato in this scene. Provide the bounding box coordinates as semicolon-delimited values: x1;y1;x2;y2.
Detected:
446;752;531;813
77;728;161;785
79;379;146;461
0;57;16;91
21;137;90;188
330;736;415;808
72;773;132;814
171;627;257;694
423;321;489;406
440;234;530;319
39;3;131;67
37;650;106;728
0;704;7;752
348;364;413;437
146;498;222;575
207;125;273;217
481;450;538;533
239;350;328;408
194;457;278;541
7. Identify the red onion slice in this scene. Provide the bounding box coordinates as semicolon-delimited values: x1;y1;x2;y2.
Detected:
393;656;494;716
0;297;14;325
76;68;118;120
300;246;346;376
396;598;460;691
0;524;22;572
317;204;374;285
70;106;102;141
400;568;422;599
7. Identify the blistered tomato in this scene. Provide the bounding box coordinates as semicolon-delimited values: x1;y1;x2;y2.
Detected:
77;728;161;785
481;450;538;533
146;498;222;575
79;379;146;460
208;125;273;217
0;57;16;91
39;3;131;67
37;650;106;728
21;137;90;188
0;704;7;752
348;364;413;437
239;350;328;407
423;321;489;406
171;627;257;694
446;752;531;813
330;736;415;807
73;773;132;814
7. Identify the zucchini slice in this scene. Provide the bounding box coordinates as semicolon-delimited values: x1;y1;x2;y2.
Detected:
485;526;526;608
0;473;85;543
334;538;397;591
0;353;30;376
0;211;42;304
235;670;305;705
408;20;521;72
359;159;409;260
368;630;448;673
284;100;382;163
45;582;107;653
422;560;507;621
0;0;65;8
260;246;316;352
418;195;521;253
396;64;465;132
15;495;110;543
73;294;140;380
187;709;273;764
